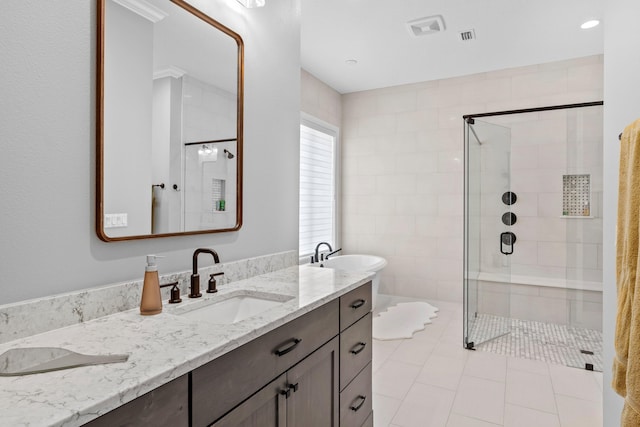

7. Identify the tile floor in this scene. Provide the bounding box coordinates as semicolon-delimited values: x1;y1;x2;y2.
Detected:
372;296;603;427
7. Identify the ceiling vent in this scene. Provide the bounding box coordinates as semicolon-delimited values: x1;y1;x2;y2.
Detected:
407;15;446;37
458;29;476;42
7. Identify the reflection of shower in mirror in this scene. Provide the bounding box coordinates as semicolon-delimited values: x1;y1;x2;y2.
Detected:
224;149;235;159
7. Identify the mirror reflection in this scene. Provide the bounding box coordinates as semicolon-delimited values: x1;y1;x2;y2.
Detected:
98;0;243;241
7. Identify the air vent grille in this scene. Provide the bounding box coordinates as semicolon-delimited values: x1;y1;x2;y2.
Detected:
407;15;446;37
459;29;476;42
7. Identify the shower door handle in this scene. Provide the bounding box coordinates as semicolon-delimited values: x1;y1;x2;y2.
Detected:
500;232;516;255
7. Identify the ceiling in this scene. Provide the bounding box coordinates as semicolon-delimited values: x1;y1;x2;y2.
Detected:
300;0;604;94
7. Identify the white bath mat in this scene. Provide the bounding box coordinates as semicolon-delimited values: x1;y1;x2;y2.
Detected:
373;302;439;340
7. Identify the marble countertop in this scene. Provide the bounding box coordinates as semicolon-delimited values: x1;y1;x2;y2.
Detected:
0;265;373;427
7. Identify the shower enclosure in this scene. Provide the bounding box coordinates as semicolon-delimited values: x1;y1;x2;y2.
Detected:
463;102;604;371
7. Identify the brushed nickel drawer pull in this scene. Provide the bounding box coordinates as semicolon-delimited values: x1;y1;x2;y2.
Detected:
350;342;367;355
350;299;366;309
274;338;302;357
350;395;367;411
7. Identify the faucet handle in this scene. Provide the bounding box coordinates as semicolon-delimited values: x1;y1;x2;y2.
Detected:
207;272;225;293
160;281;182;304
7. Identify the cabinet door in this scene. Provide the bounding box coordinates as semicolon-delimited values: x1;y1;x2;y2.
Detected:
286;337;339;427
211;374;288;427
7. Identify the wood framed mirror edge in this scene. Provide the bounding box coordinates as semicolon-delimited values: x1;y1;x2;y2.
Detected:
96;0;244;242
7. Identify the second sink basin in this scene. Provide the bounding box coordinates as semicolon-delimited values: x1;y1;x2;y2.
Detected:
174;291;293;324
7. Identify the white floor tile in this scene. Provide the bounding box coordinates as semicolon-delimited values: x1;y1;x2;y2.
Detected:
371;299;603;427
373;393;402;427
373;359;421;400
446;413;501;426
504;404;560;427
451;376;506;425
548;364;602;402
431;341;469;361
373;339;403;373
506;369;557;414
555;394;604;427
389;337;437;366
507;355;550;376
464;351;507;382
391;382;456;427
416;353;466;390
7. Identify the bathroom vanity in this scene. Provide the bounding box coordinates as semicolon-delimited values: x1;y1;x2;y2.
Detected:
86;283;372;427
0;265;373;427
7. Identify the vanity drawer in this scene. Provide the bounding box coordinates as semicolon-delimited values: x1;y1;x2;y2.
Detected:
340;312;372;391
340;282;372;332
339;362;372;427
192;299;339;427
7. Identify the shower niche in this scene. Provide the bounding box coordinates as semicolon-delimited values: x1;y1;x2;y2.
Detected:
562;174;591;217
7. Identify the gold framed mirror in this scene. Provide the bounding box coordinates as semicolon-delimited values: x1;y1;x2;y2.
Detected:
97;0;243;241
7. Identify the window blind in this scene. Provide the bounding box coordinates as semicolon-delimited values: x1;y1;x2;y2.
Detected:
299;123;336;257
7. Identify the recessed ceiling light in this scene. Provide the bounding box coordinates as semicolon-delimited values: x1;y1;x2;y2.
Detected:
345;59;358;66
580;19;600;29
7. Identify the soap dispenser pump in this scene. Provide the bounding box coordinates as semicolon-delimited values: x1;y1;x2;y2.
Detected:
140;255;163;315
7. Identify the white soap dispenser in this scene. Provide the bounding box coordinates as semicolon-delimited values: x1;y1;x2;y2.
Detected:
140;255;163;315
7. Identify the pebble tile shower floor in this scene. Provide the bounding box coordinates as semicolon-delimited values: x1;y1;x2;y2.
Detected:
469;314;603;372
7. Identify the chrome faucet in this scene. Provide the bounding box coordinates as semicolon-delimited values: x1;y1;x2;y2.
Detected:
314;242;333;263
190;248;220;298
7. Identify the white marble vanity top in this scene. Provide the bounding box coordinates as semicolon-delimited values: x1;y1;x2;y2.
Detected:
0;265;373;427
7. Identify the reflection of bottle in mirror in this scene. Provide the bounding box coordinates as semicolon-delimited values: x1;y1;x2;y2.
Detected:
220;200;225;211
583;202;590;216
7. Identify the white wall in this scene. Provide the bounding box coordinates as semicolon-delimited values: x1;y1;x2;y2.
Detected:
0;0;300;304
602;0;640;423
341;56;603;303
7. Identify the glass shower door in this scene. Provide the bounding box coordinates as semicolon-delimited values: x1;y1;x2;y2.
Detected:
464;118;512;349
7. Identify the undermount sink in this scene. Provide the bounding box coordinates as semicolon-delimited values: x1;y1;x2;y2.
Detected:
174;292;293;324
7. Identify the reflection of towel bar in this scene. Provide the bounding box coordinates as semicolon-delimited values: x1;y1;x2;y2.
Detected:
152;183;165;189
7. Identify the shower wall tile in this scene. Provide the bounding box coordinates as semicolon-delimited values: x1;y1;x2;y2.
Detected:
395;195;438;216
357;114;397;137
511;69;568;100
537;192;563;217
396;152;438;174
376;90;418;114
397;109;439;132
538;242;568;267
568;63;604;92
339;55;602;305
510;294;568;324
510;145;539;170
510;240;538;266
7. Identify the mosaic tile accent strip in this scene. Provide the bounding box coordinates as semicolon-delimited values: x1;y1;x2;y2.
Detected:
469;313;602;371
562;174;591;216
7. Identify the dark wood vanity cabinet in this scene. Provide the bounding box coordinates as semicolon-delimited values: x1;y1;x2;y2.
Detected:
83;375;189;427
211;337;339;427
82;282;372;427
339;285;373;427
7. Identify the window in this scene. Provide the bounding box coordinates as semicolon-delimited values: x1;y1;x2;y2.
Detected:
299;117;338;258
